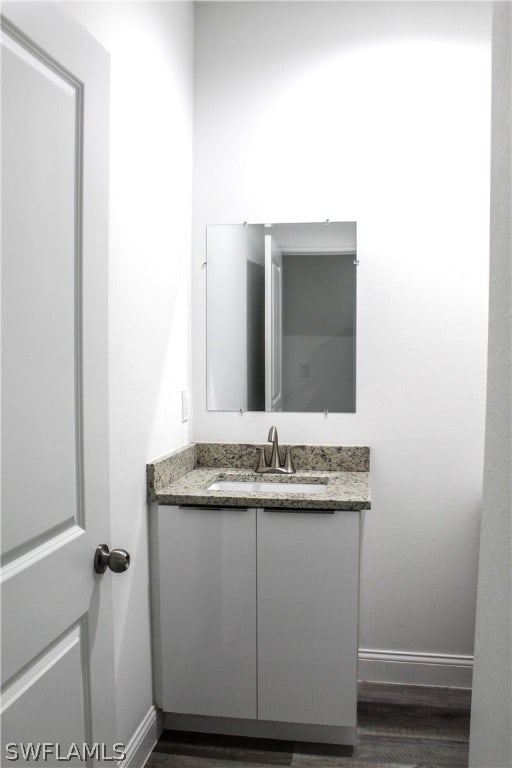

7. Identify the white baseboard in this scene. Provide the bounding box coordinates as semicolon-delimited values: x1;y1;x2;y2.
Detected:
358;649;473;688
120;705;163;768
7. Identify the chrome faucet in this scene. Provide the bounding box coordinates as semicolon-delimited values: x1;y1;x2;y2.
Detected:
256;426;296;474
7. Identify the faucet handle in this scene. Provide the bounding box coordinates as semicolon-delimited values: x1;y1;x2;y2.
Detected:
283;446;295;474
256;447;268;472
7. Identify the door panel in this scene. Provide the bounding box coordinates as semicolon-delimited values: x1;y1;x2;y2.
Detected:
265;234;283;411
1;25;80;560
257;509;359;727
271;256;283;409
1;4;115;761
2;624;89;765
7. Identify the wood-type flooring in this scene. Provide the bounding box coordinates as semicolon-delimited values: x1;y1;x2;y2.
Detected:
145;683;471;768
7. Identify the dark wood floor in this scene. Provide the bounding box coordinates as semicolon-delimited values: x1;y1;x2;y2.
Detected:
145;683;471;768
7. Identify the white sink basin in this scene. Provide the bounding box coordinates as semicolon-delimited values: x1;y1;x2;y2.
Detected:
207;480;327;494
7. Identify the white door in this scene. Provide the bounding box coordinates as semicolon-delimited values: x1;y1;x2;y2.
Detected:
1;4;118;765
264;234;283;411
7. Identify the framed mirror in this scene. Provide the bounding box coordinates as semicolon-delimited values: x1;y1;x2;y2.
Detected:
206;221;357;413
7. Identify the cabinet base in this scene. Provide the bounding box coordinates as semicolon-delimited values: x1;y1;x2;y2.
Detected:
163;712;357;746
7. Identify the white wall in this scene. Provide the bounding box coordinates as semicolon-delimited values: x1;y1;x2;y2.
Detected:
64;0;194;747
193;1;492;683
469;2;511;765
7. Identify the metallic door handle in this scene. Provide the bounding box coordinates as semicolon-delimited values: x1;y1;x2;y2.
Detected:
94;544;130;574
264;508;335;514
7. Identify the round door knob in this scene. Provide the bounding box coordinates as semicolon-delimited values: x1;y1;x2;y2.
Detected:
94;544;130;574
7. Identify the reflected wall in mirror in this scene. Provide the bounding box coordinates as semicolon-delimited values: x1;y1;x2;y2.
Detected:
207;221;357;413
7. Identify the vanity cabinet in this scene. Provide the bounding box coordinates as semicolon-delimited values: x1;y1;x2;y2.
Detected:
151;504;360;744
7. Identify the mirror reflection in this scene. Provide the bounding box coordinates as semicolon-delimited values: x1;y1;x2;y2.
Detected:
207;221;357;413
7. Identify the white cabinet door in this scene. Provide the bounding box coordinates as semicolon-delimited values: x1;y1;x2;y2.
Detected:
153;505;257;719
257;509;359;727
1;3;116;761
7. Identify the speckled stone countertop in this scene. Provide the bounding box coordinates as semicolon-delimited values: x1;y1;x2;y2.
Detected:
147;443;371;511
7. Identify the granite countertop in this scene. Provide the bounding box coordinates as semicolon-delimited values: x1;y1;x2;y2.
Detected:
147;443;371;511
